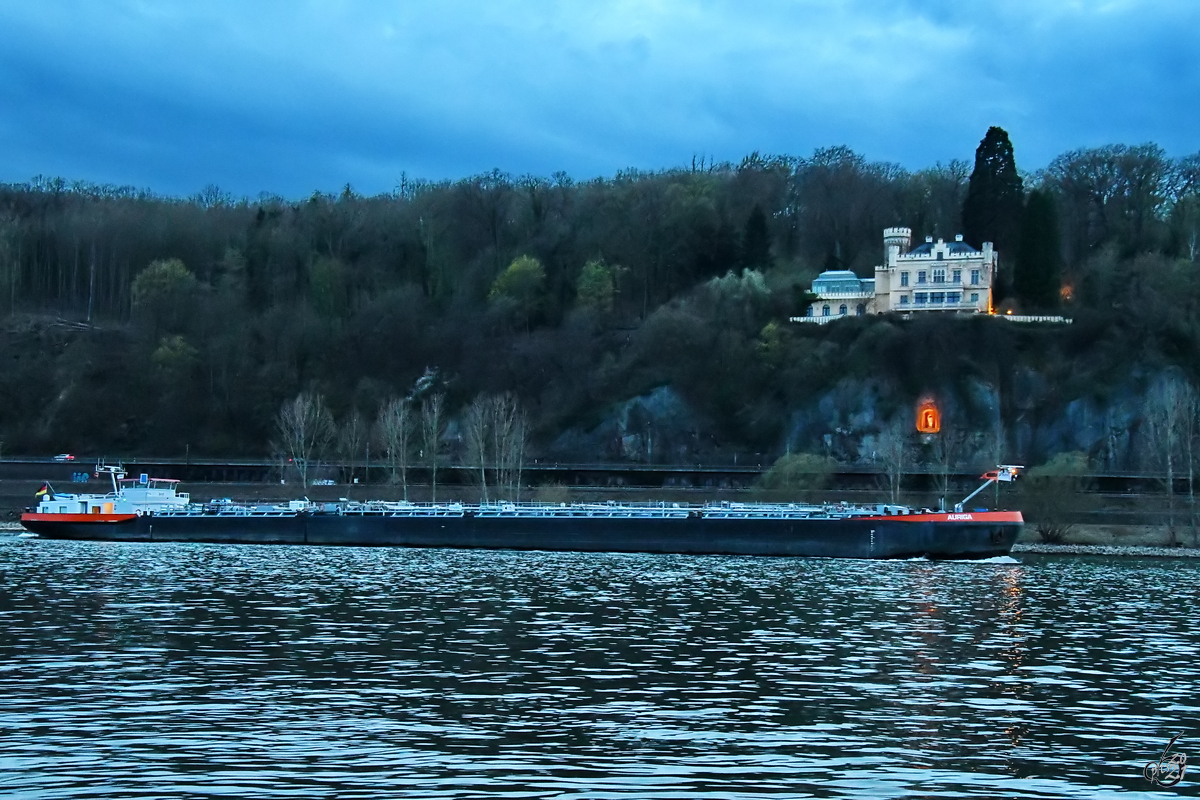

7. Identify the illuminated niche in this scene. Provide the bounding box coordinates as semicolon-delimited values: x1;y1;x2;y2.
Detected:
916;398;940;434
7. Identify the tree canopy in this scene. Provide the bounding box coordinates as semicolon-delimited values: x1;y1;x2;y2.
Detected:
1014;189;1063;309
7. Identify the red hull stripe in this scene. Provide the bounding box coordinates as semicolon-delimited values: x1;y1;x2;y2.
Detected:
18;511;1023;524
861;511;1023;523
21;513;139;523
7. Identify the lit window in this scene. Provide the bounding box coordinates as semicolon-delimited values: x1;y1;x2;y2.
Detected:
971;269;980;285
839;304;848;316
933;268;945;283
900;272;909;287
918;271;927;284
952;269;961;283
822;305;830;317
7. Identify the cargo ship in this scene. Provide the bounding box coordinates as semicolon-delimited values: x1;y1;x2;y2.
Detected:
19;464;1024;559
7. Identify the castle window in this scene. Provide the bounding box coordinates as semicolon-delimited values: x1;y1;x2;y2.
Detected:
952;269;961;283
839;304;848;316
856;304;865;316
933;268;946;283
970;292;980;303
805;306;813;317
947;292;961;304
822;305;830;317
917;271;927;284
915;293;928;305
900;272;909;287
971;269;980;285
899;295;909;305
930;292;945;304
936;252;944;261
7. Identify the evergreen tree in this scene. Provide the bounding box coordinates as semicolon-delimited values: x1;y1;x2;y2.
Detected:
741;205;771;269
961;126;1024;260
1015;189;1063;309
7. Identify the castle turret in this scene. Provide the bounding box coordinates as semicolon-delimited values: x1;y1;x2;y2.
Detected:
883;227;911;259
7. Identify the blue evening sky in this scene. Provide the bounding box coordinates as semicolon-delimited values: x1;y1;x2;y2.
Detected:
1;1;1196;198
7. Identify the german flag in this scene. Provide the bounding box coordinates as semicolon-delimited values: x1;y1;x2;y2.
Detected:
35;483;54;500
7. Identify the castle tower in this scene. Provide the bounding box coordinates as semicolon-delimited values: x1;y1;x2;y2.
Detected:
883;227;911;263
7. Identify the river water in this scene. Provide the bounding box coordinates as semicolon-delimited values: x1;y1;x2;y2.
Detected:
1;535;1197;799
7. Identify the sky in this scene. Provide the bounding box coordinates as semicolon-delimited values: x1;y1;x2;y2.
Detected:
1;0;1197;199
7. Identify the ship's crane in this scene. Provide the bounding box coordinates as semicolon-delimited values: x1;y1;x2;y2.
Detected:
954;465;1023;513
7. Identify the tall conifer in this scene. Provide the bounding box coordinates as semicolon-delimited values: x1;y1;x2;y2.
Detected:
961;126;1024;262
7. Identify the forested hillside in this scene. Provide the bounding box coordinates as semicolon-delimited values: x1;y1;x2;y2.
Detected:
1;130;1198;470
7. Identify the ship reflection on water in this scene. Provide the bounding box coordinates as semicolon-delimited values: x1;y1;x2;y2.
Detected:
1;537;1196;799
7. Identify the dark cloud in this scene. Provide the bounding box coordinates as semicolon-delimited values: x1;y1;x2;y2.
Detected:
0;1;1195;198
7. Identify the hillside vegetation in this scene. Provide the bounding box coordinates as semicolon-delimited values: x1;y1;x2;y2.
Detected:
1;130;1198;474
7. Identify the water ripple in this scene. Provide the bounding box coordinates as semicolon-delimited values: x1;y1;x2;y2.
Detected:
1;536;1197;798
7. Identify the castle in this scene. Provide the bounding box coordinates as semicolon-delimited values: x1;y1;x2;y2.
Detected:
798;228;997;321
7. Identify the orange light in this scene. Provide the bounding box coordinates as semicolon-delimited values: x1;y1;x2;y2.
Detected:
1006;310;1012;315
1060;284;1074;301
916;398;941;434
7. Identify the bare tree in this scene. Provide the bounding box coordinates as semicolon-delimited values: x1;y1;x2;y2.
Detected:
376;397;415;500
274;392;335;491
989;414;1007;506
421;393;446;503
1144;374;1199;544
877;419;914;505
462;392;529;502
337;409;367;485
490;393;524;500
929;428;964;510
0;214;17;315
463;395;490;501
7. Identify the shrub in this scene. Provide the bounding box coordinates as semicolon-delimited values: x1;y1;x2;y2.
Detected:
533;482;572;505
757;453;838;500
1020;451;1090;544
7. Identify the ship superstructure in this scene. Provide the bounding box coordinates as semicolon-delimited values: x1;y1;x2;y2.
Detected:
32;464;190;517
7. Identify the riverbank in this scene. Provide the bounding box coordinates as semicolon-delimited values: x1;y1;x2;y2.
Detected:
1012;543;1200;558
1017;522;1200;549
